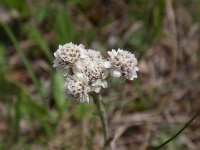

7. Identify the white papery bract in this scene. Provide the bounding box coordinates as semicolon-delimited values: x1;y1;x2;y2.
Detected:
108;49;139;80
64;75;90;103
53;42;139;103
53;42;86;70
73;49;109;93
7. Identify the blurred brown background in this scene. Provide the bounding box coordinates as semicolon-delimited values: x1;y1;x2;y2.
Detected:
0;0;200;149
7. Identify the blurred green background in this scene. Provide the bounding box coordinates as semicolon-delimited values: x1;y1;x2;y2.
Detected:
0;0;200;149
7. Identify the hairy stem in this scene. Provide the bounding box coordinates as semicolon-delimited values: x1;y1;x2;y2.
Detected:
93;94;109;149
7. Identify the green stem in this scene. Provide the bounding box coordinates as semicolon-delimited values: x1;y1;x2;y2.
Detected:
155;112;200;149
93;94;109;149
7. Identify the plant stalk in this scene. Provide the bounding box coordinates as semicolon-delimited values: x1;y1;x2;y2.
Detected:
93;94;109;149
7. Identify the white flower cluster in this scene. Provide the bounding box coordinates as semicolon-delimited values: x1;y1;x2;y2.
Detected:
53;42;139;103
108;49;139;80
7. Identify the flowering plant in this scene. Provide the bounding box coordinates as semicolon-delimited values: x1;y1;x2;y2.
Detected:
53;42;139;103
53;42;139;149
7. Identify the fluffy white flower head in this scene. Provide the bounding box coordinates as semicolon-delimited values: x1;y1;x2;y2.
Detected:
64;74;90;103
53;42;139;103
53;42;86;69
108;49;139;80
73;49;109;93
85;49;111;69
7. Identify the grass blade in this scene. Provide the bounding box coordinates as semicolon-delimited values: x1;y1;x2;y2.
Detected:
55;7;76;43
1;23;43;96
155;112;200;149
28;26;53;62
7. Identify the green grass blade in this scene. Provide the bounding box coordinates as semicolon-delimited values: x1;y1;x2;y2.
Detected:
12;92;22;141
1;23;43;96
8;79;54;137
55;7;76;43
0;44;9;94
28;26;53;62
155;112;200;149
53;70;70;117
21;96;54;137
133;78;148;109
